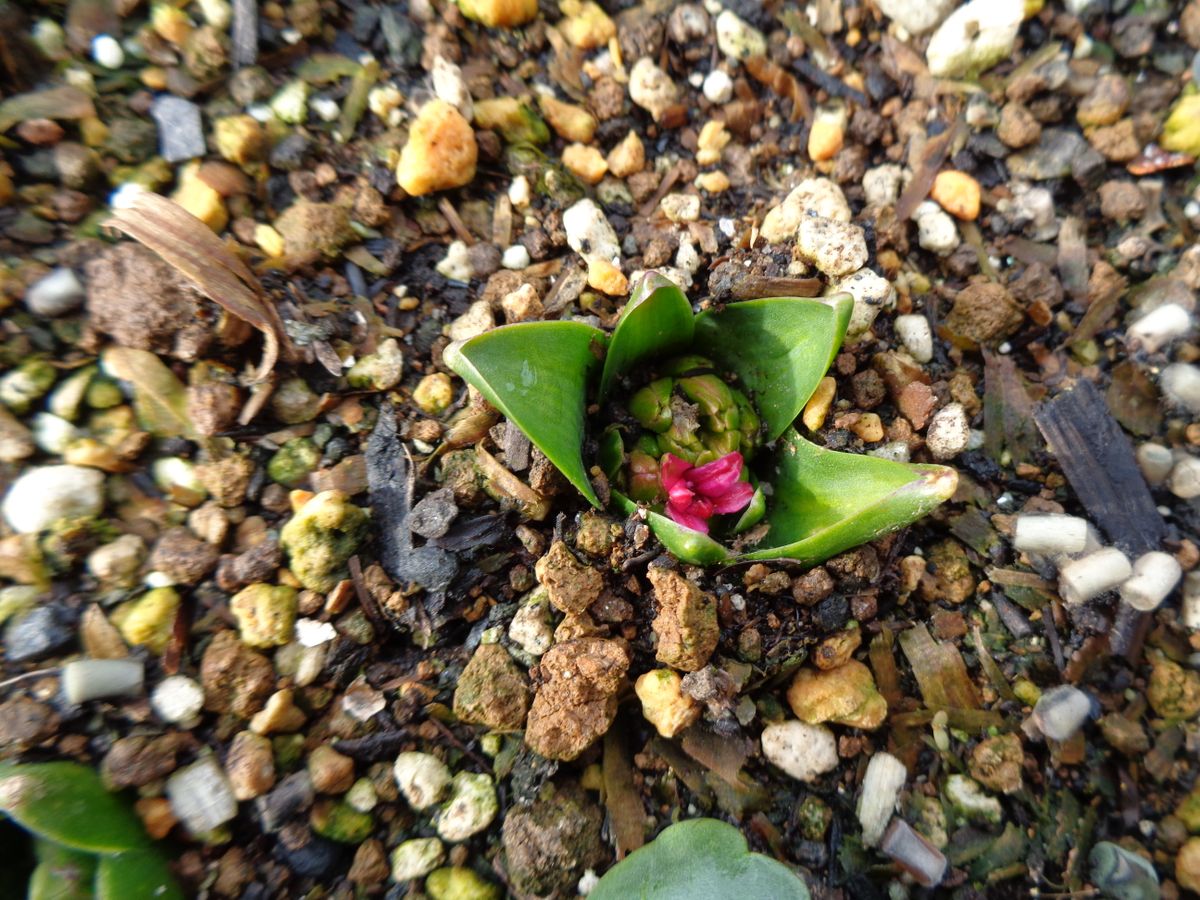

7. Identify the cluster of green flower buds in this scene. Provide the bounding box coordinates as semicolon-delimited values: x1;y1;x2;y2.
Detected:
623;355;760;503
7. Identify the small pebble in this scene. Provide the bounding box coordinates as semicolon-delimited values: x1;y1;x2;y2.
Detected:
914;201;960;256
166;756;239;834
925;403;970;460
393;752;452;810
2;465;105;534
1120;551;1182;612
91;34;124;69
761;720;839;782
1128;304;1191;353
1030;684;1092;742
25;267;85;317
930;170;982;221
62;659;144;705
502;245;531;270
894;314;933;362
702;69;733;104
715;10;766;60
1136;442;1174;486
1161;363;1200;414
150;96;207;163
151;675;206;724
1012;513;1089;556
1058;547;1132;606
434;772;498;842
857;752;907;847
1169;456;1200;500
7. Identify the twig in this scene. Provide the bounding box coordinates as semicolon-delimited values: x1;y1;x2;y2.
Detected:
0;668;60;692
438;197;475;246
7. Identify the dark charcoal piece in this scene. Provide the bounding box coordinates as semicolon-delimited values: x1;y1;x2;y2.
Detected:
813;594;850;632
1034;378;1165;555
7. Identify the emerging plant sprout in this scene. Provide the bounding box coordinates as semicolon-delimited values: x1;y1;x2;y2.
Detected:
445;273;957;566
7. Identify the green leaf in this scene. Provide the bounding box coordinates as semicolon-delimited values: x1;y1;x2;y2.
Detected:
612;491;730;566
693;296;852;441
29;841;96;900
741;429;957;563
444;321;607;507
101;348;195;439
590;818;810;900
732;485;766;534
0;762;149;855
598;273;695;401
95;851;183;900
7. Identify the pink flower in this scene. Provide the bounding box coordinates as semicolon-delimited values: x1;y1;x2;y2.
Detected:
660;452;755;534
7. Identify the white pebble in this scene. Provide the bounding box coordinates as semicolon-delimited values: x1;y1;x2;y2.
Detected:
925;0;1023;78
1012;513;1090;556
62;659;144;705
796;215;868;277
834;268;896;339
761;720;838;782
914;201;959;256
563;198;621;265
1127;304;1191;353
502;245;531;270
436;240;475;283
435;772;498;842
702;69;733;104
863;164;905;207
715;10;767;60
628;57;678;122
2;465;105;534
390;837;446;881
1160;363;1200;415
1058;547;1132;606
894;314;933;362
446;299;494;342
151;675;206;724
91;34;124;69
925;403;970;461
32;413;81;455
1137;442;1175;487
1168;456;1200;499
431;55;472;120
508;175;532;208
1030;685;1091;742
857;752;907;847
393;752;452;810
25;268;85;317
166;757;238;834
1120;551;1182;612
309;96;340;122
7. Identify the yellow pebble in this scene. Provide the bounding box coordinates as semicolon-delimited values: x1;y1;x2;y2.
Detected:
696;120;730;166
695;171;731;194
562;143;608;185
930;170;982;221
850;413;884;443
606;131;644;178
140;66;169;91
808;117;844;162
255;224;286;258
587;258;628;296
802;376;836;431
79;116;109;148
395;99;477;197
539;95;597;143
172;171;228;232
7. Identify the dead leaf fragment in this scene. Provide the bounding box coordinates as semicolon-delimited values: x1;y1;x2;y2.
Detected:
101;347;195;439
104;192;290;382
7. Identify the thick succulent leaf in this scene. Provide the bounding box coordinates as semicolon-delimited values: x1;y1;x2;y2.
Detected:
0;762;148;854
444;321;607;507
740;429;957;563
693;295;853;441
732;486;767;534
598;273;695;401
29;841;96;900
590;818;810;900
95;851;183;900
612;491;731;565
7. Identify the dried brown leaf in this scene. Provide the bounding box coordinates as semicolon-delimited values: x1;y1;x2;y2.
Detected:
897;622;981;711
680;726;752;788
0;85;96;132
603;723;646;859
744;56;810;124
101;347;195;439
104;192;289;382
895;119;966;222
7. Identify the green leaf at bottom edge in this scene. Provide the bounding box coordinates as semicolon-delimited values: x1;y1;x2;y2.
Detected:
95;851;183;900
612;491;730;566
29;841;96;900
0;762;149;855
444;321;607;507
740;429;957;564
590;818;810;900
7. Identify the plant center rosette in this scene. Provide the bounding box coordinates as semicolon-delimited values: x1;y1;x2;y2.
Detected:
445;272;958;566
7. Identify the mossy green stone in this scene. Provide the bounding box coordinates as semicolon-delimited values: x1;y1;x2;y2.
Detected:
267;438;321;487
426;867;502;900
280;490;369;593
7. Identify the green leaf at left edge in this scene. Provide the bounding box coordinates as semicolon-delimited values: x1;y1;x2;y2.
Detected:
95;851;183;900
590;818;811;900
444;321;607;507
0;762;149;855
693;295;853;441
612;491;731;565
597;272;695;402
29;840;96;900
739;429;958;564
